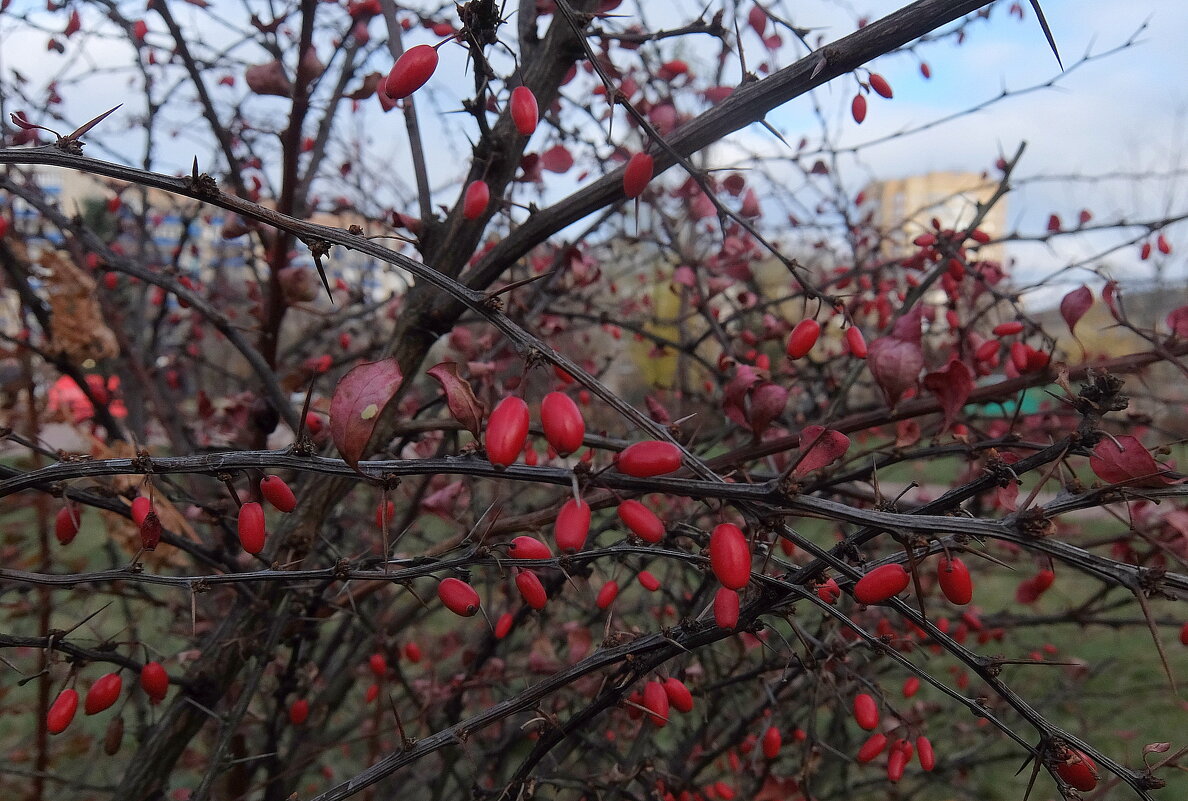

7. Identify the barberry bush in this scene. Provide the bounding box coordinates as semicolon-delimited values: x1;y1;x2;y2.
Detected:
1;2;1186;800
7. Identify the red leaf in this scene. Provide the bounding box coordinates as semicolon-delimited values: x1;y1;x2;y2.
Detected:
1059;285;1093;335
922;358;973;431
427;362;485;438
1089;436;1180;488
748;381;788;437
1102;280;1122;321
867;307;923;406
540;145;574;173
329;358;404;469
245;61;292;97
1167;305;1188;337
421;480;469;519
794;425;850;477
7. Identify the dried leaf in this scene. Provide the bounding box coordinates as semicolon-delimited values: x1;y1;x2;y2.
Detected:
245;61;292;97
794;425;850;477
922;358;973;431
426;362;484;438
329;358;404;469
1143;742;1172;756
41;249;118;361
1059;285;1093;335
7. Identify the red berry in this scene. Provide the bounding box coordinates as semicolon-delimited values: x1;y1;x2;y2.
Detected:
462;180;490;220
902;676;920;698
85;672;123;715
887;745;907;782
375;499;395;528
937;556;973;605
1056;750;1098;791
663;677;693;713
541;391;585;455
368;653;387;677
237;501;266;555
709;523;751;590
554;498;591;553
714;587;740;629
1157;234;1172;255
975;340;1001;361
642;680;669;727
761;726;782;759
131;496;152;526
617;500;665;543
596;580;619;609
916;735;935;771
623;152;654;199
55;505;81;545
365;683;380;702
494;611;514;639
516;569;548;610
47;688;79;734
815;577;841;604
992;321;1024;336
852;693;879;730
508;535;552;560
856;733;887;763
786;319;821;358
846;326;867;358
510;86;538;136
404;642;422;662
385;44;438;100
853;564;910;604
869;73;893;98
1180;621;1188;646
637;570;661;592
618;441;682;477
438;578;481;617
289;699;309;725
140;662;169;702
486;396;530;468
260;475;297;512
851;93;867;124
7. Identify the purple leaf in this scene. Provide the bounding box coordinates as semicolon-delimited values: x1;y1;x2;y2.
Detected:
793;426;851;477
922;358;973;432
329;358;404;469
427;362;485;438
1059;285;1093;335
867;307;923;406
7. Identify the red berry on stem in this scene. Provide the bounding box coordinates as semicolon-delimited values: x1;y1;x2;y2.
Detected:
709;523;751;590
937;556;973;605
486;396;529;468
260;475;297;512
762;726;782;759
1056;750;1098;791
404;642;422;662
462;180;490;220
438;578;481;616
869;73;893;98
508;535;552;560
131;496;152;526
47;688;79;734
817;578;841;604
289;699;309;725
663;677;694;713
993;321;1024;336
623;152;654;199
617;500;665;543
856;733;887;763
554;498;591;553
375;499;395;529
642;680;669;727
887;745;907;782
916;735;935;771
853;564;910;604
55;505;81;545
637;570;661;592
237;501;266;555
141;661;169;702
851;93;867;124
596;580;619;609
852;693;879;730
515;570;548;609
510;86;538;136
786;319;821;358
385;44;438;100
494;611;514;638
714;587;740;629
541;391;585;455
618;441;682;477
845;326;867;358
85;672;123;715
902;676;920;698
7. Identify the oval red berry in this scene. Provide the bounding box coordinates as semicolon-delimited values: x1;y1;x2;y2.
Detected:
47;688;79;734
385;44;438;100
55;505;81;545
916;735;935;771
642;680;669;727
237;501;266;555
709;523;751;590
617;500;665;543
554;498;591;553
786;319;821;359
494;611;514;639
663;677;693;713
516;570;548;610
762;726;782;759
851;93;867;124
853;693;879;730
131;496;152;526
438;577;481;617
541;391;585;455
486;396;529;468
595;580;619;609
937;556;973;605
856;732;887;763
462;180;489;220
853;564;909;604
1056;750;1098;791
289;699;309;725
510;86;538;136
637;570;661;592
508;535;552;560
714;587;740;629
260;475;297;512
623;152;654;199
85;672;123;715
618;440;682;477
868;73;893;98
141;661;169;702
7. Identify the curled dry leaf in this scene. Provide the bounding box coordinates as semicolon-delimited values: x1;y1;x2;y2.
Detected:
426;362;484;438
329;358;404;469
41;248;118;362
794;425;850;477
